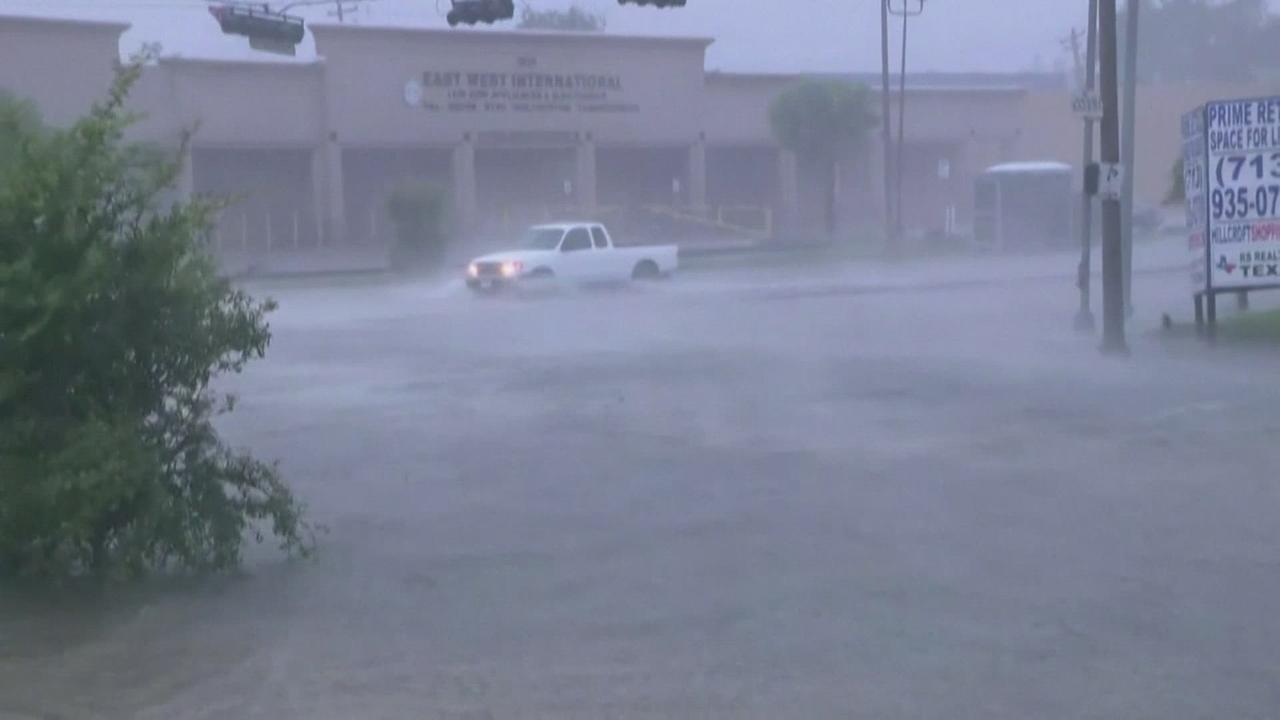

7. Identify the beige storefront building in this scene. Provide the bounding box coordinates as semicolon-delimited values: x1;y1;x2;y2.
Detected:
1;13;1256;269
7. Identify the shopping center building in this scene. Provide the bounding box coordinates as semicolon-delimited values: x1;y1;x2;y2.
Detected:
0;13;1247;269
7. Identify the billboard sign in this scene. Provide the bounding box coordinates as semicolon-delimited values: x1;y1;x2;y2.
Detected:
1193;96;1280;292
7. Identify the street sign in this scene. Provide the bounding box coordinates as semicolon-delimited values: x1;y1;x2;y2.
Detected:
1192;95;1280;292
1072;91;1103;119
1097;162;1125;200
1182;107;1208;290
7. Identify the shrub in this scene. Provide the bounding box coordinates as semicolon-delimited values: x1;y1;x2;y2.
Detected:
0;57;313;580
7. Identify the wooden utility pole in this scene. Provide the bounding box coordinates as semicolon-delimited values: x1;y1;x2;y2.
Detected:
880;0;895;253
1064;28;1082;83
1120;0;1141;314
1099;0;1128;354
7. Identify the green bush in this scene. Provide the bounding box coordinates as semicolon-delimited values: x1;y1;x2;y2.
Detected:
0;57;312;580
387;180;450;270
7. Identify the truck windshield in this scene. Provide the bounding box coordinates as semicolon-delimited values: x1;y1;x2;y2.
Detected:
519;228;564;250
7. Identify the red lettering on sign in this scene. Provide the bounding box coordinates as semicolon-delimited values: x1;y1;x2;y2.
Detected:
1252;222;1280;243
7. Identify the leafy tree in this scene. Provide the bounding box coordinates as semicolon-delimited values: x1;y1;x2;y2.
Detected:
1123;0;1280;83
769;79;878;235
0;91;43;179
0;58;312;580
387;180;450;270
517;3;605;31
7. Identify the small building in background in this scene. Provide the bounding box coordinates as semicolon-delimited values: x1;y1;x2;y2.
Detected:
974;162;1074;252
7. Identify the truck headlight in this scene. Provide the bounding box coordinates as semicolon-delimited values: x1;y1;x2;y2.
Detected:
467;263;479;278
500;261;523;278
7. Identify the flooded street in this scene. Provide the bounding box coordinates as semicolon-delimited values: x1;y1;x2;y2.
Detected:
5;254;1280;719
5;0;1279;713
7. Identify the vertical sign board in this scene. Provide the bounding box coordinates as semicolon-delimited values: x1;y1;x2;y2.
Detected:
1199;96;1280;293
1182;107;1207;290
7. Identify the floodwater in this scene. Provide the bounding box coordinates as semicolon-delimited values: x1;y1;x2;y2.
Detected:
4;246;1280;719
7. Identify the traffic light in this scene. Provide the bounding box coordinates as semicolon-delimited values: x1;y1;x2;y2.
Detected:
447;0;515;26
208;4;305;56
617;0;688;6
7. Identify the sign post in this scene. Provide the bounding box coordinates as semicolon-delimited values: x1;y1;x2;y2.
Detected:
1187;95;1280;339
1074;0;1100;333
1098;0;1127;355
1097;163;1125;200
1071;91;1104;120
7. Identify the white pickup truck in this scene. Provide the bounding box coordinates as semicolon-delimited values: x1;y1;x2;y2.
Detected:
466;222;677;292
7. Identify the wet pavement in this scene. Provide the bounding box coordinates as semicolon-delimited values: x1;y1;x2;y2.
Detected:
4;248;1280;719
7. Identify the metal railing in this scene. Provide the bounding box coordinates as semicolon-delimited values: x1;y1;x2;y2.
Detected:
483;203;774;239
209;208;323;254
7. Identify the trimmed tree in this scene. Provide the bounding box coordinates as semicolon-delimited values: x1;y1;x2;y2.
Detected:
0;58;313;579
769;79;878;236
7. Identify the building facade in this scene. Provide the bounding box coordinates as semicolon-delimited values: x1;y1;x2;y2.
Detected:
1;13;1249;270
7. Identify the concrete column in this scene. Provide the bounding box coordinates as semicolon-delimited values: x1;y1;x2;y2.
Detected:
688;138;707;210
832;143;864;234
452;137;477;231
864;138;887;228
312;140;345;246
575;137;597;215
953;135;977;226
777;149;800;236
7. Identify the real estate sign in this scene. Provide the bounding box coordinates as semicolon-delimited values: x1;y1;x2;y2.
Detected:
1187;96;1280;292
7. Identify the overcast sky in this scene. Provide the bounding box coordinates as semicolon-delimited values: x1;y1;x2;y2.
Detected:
2;0;1278;74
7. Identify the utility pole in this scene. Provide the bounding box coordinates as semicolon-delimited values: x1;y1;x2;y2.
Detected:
1120;0;1141;315
1064;28;1082;82
887;1;926;251
1075;0;1099;331
896;8;908;247
880;0;895;254
1099;0;1128;354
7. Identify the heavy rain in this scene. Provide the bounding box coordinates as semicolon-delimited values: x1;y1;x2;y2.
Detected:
3;1;1280;718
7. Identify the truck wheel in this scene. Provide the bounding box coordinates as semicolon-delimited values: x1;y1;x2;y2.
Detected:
631;260;660;280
